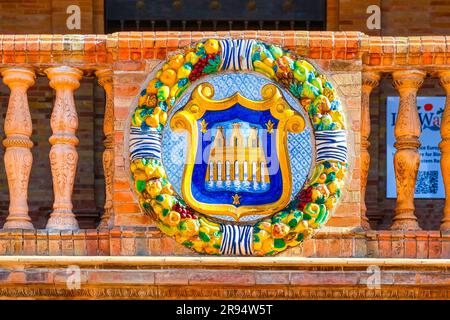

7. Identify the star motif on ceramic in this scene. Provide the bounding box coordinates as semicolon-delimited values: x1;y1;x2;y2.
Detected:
265;119;274;134
200;119;208;133
232;193;241;205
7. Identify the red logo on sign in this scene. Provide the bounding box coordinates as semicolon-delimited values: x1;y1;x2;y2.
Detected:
424;103;433;111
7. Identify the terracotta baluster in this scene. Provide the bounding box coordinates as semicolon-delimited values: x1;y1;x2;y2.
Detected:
439;70;450;232
391;70;426;230
361;72;380;230
96;69;114;229
45;66;83;230
1;68;36;229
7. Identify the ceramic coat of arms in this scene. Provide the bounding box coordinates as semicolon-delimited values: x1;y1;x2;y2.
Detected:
128;39;348;256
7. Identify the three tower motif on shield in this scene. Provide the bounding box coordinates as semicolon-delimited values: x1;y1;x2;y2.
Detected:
205;122;270;194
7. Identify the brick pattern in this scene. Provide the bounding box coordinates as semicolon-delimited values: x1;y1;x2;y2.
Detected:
111;58;153;228
109;31;367;61
0;0;52;34
332;0;382;36
0;0;103;35
366;231;450;259
329;0;450;37
0;256;449;298
0;31;366;67
51;0;94;35
0;32;449;71
1;1;448;39
364;35;450;68
0;34;109;66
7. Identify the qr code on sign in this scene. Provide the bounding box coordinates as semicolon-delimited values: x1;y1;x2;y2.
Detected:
415;171;438;195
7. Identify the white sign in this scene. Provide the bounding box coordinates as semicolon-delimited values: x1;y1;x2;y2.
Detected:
386;96;445;198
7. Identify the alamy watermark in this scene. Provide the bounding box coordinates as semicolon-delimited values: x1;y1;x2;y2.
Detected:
366;5;381;30
66;5;81;30
366;265;381;290
66;265;81;290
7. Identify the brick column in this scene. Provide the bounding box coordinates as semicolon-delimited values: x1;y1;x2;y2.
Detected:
1;67;36;229
439;70;450;232
96;69;114;229
361;71;380;230
391;70;426;231
45;66;83;230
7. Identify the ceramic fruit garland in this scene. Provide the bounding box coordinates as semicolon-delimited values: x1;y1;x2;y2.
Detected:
130;39;348;256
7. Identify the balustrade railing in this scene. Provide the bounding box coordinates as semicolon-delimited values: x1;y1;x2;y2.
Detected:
439;71;450;231
362;70;450;232
0;64;113;231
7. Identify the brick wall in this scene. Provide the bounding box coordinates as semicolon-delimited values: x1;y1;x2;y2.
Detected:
328;0;382;36
0;0;52;34
112;58;157;227
0;0;448;36
0;0;103;34
4;0;448;36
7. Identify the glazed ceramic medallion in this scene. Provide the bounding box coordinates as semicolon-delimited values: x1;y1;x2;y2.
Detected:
128;39;348;256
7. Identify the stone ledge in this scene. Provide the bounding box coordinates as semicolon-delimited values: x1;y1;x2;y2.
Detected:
0;31;366;66
0;256;449;268
1;32;450;70
0;257;448;299
0;286;448;299
0;229;449;258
